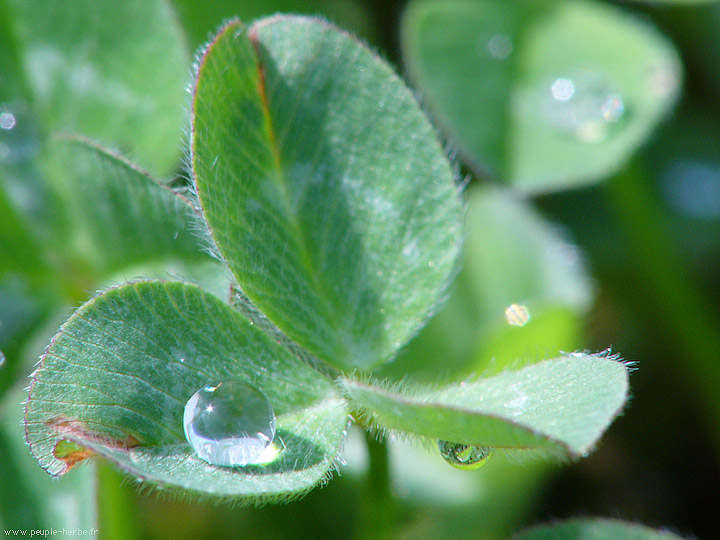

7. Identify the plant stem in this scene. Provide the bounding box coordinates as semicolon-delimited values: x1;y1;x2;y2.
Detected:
96;460;141;540
354;430;397;540
607;162;720;450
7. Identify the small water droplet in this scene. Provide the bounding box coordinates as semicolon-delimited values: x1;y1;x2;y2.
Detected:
0;350;5;368
486;33;513;60
0;113;16;130
183;380;276;467
505;304;530;327
438;440;492;470
0;102;40;163
541;71;626;143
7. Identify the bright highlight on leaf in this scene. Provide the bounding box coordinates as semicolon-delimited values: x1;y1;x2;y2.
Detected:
191;16;463;371
343;353;629;458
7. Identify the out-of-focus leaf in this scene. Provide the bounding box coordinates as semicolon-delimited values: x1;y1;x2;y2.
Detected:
6;0;189;175
401;0;681;192
344;353;629;458
512;518;690;540
0;175;44;282
172;0;376;50
0;177;56;393
25;281;348;502
650;4;720;102
0;10;60;243
46;135;206;277
0;387;97;533
0;275;51;396
192;18;463;371
376;185;591;382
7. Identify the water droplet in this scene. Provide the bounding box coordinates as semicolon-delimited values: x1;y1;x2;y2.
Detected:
0;102;40;163
438;441;492;470
0;350;5;368
0;113;16;130
541;71;626;143
183;380;276;467
486;33;513;60
505;304;530;327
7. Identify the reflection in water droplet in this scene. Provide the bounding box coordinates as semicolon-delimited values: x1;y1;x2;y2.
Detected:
486;33;513;60
438;440;492;470
505;304;530;327
0;113;16;130
542;71;626;143
0;350;5;368
183;380;276;467
251;436;286;465
663;160;720;220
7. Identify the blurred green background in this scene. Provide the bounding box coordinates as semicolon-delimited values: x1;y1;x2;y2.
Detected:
2;0;720;539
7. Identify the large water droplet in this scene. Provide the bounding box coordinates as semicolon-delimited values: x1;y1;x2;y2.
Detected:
541;70;626;143
183;380;276;467
438;440;492;470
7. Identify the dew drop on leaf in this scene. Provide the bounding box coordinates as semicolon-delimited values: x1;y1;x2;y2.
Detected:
505;303;530;326
485;33;513;60
0;112;16;130
183;380;276;467
0;102;39;163
540;70;626;143
438;440;492;470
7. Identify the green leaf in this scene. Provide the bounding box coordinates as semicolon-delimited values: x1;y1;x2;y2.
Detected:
512;518;690;540
375;185;591;382
344;353;628;457
0;387;97;532
401;0;681;192
6;0;189;175
0;12;59;242
191;18;463;371
0;173;45;281
46;135;206;277
24;281;349;502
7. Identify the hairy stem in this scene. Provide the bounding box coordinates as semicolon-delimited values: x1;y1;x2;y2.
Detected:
96;460;140;540
354;430;397;540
